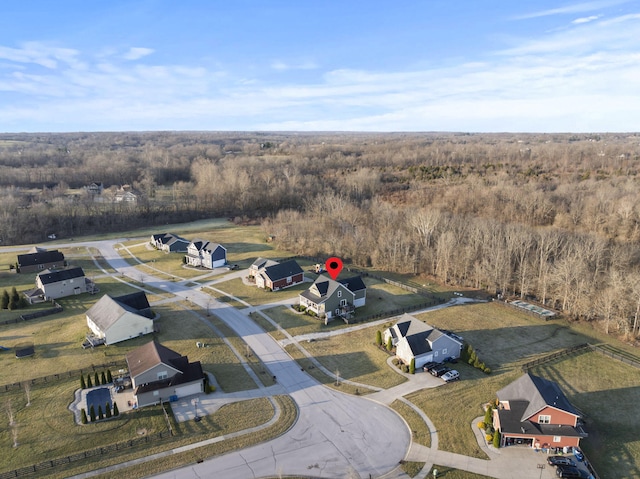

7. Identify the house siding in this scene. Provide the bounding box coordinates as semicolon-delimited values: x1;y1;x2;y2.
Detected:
270;273;304;291
104;312;154;345
132;363;181;388
37;276;87;300
531;406;578;427
136;379;203;407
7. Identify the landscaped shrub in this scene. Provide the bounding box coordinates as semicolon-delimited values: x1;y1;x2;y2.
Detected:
493;430;501;448
375;330;382;346
94;372;100;386
392;358;400;366
0;290;9;309
101;371;107;384
105;402;112;418
477;421;486;430
386;337;393;351
484;405;493;424
484;367;492;374
106;370;113;383
485;433;493;442
80;375;86;389
113;402;119;416
98;405;104;420
89;405;96;422
87;374;93;388
402;364;410;373
409;358;416;374
81;409;88;424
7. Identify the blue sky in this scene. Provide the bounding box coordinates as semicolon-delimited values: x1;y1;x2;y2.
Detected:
1;0;639;132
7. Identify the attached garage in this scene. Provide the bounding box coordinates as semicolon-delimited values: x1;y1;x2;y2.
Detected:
175;382;203;398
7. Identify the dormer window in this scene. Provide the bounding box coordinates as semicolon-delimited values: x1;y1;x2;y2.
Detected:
337;291;342;298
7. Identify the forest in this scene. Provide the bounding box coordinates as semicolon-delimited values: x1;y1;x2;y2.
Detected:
1;131;639;341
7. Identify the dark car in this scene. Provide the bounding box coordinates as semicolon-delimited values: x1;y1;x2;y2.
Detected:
548;456;576;467
422;361;440;372
430;365;451;377
555;465;589;478
443;356;458;364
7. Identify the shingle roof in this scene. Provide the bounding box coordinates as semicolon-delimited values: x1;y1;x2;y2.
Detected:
37;267;84;284
190;239;226;260
497;373;580;421
87;292;153;331
251;257;278;270
17;250;64;267
263;259;303;281
300;274;354;304
339;276;366;293
126;341;183;379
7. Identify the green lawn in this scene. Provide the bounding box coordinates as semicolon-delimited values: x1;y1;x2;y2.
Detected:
211;277;308;306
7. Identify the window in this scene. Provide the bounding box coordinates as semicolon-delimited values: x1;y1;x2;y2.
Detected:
287;276;292;283
434;351;438;357
340;299;347;306
337;291;342;298
442;348;447;355
553;436;561;443
153;391;159;397
538;415;551;424
157;371;168;380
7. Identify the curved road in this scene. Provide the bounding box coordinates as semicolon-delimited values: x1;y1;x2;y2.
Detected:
90;240;410;478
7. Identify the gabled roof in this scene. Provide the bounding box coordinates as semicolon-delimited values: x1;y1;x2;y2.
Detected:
263;259;303;281
17;249;65;267
251;257;278;270
189;239;226;259
300;275;354;304
339;276;366;293
88;292;153;332
37;267;84;285
126;341;184;379
497;373;580;421
394;314;432;338
155;233;188;247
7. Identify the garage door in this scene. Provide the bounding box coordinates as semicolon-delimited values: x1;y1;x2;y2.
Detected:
175;382;202;398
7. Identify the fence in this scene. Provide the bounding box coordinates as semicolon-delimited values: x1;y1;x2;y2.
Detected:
521;343;591;372
590;344;640;369
0;429;173;479
0;360;127;392
0;302;63;326
342;300;444;325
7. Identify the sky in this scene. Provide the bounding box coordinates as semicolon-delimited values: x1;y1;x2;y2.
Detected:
1;0;639;132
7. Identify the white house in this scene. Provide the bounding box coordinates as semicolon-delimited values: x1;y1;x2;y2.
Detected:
86;292;154;345
384;314;463;368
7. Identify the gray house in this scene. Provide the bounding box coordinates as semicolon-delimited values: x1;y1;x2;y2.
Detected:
185;239;227;269
300;274;361;323
383;314;463;368
150;233;190;253
126;341;205;408
29;266;87;301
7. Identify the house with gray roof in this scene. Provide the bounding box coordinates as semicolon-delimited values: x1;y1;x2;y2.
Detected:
86;292;154;345
29;266;87;301
251;258;304;291
185;239;227;269
17;247;65;273
299;274;366;323
383;314;463;368
150;233;190;253
126;341;205;407
493;373;587;449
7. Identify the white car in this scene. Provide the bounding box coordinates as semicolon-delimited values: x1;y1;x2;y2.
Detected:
441;370;460;382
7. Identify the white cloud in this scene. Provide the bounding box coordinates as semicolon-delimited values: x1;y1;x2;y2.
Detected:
514;0;630;19
572;15;601;23
123;47;154;60
270;60;318;71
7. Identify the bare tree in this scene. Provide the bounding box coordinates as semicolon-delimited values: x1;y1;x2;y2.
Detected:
23;381;31;407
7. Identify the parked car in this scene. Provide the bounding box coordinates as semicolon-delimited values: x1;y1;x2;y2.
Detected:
443;356;458;364
548;456;576;467
573;448;584;462
422;361;440;372
226;264;239;270
555;465;590;478
441;370;460;382
430;365;451;377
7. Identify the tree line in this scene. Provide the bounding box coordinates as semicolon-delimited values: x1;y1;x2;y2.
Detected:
0;131;639;340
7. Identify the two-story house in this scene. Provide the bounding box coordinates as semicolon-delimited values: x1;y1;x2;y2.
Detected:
86;292;154;345
16;247;65;273
251;258;304;290
30;266;87;301
493;373;587;449
185;239;227;269
299;274;366;323
126;341;205;407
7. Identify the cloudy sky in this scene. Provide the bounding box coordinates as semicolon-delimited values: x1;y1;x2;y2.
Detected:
1;0;639;132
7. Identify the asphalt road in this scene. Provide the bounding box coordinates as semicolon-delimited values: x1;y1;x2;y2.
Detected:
91;240;410;479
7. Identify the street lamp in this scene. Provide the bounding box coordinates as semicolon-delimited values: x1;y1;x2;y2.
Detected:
192;397;201;422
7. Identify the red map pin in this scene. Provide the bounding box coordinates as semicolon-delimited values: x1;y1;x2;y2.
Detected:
325;257;343;280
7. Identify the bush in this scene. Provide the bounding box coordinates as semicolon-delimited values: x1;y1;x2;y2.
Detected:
101;371;107;385
87;375;93;388
375;330;382;346
392;358;400;366
89;405;96;422
94;372;100;386
0;290;8;309
208;384;216;393
98;405;104;420
477;421;486;430
81;409;88;424
105;402;112;418
113;402;119;416
386;337;393;351
106;370;113;383
484;367;492;374
80;375;86;389
409;358;416;374
493;430;501;448
485;433;493;442
484;405;493;424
